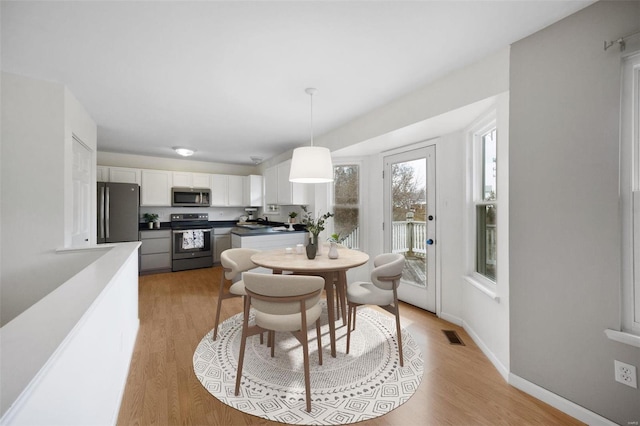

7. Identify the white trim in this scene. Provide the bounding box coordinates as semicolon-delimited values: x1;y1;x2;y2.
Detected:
509;374;618;426
463;275;500;302
621;51;640;338
464;111;499;294
439;312;463;327
462;319;508;381
604;329;640;348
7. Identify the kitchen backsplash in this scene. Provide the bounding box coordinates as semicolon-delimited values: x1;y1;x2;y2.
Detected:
139;206;305;224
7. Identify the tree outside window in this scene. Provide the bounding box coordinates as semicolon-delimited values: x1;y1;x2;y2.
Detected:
333;165;359;248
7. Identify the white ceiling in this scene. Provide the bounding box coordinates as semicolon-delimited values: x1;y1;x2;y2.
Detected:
2;1;593;165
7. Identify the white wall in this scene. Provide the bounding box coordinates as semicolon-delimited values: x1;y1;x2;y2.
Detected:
509;1;640;424
461;92;510;378
1;243;140;423
1;72;97;325
98;151;258;175
263;47;510;170
323;52;510;373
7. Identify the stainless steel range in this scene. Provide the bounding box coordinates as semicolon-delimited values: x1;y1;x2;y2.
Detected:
170;213;213;271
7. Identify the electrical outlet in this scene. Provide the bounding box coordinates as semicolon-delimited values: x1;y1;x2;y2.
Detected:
614;360;637;388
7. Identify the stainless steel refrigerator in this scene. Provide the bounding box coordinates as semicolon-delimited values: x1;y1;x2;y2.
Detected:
97;182;140;244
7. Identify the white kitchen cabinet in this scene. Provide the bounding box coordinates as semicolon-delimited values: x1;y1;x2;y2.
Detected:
211;174;245;206
228;175;244;206
96;166;141;184
141;169;171;206
264;167;278;205
172;171;211;188
273;160;308;205
243;175;263;207
97;166;109;182
109;167;141;184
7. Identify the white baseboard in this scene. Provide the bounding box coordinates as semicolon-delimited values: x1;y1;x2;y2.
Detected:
438;311;463;327
461;320;509;381
508;374;617;426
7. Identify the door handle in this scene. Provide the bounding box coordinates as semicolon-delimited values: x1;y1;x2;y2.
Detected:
98;186;105;239
427;239;434;245
105;187;110;239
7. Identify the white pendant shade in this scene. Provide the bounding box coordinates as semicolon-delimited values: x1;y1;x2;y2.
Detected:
289;146;334;183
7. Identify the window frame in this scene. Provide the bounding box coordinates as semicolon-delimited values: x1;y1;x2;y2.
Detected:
465;112;499;296
618;51;640;343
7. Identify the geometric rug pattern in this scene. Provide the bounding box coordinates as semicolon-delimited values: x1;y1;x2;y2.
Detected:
193;302;423;425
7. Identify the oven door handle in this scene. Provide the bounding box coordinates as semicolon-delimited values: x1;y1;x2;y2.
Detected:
172;229;211;235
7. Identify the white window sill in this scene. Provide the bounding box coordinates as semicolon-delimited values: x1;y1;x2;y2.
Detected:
463;275;500;302
604;329;640;348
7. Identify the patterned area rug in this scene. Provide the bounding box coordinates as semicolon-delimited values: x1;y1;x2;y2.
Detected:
193;303;424;425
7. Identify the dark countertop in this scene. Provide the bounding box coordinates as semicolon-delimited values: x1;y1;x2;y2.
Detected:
231;226;307;236
138;220;307;233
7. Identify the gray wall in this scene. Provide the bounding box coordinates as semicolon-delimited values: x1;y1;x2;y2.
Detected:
509;1;640;424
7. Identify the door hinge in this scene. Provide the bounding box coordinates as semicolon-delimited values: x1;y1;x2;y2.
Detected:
382;170;384;179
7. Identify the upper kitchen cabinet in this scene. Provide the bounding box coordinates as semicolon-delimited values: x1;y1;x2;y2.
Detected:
141;169;171;206
172;171;211;188
264;161;309;206
211;174;245;206
264;167;278;205
243;175;263;207
276;160;309;205
96;166;141;184
97;166;109;182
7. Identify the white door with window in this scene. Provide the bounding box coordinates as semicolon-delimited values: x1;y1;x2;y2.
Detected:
71;136;92;247
383;145;436;312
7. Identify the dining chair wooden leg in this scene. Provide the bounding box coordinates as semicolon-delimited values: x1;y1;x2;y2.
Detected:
336;271;347;326
269;331;275;357
301;329;311;412
395;307;404;367
234;296;252;396
392;289;404;367
316;319;323;366
346;303;353;354
212;277;227;341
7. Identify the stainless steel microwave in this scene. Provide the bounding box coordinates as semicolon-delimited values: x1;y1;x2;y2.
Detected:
171;187;211;207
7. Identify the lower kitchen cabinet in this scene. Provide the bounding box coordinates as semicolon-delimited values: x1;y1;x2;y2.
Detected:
213;227;233;264
139;229;171;274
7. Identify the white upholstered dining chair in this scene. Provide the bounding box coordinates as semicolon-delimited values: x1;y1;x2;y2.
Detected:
234;272;325;413
346;253;406;366
212;248;261;341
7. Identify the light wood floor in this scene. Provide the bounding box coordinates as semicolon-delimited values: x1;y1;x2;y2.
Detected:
117;267;583;426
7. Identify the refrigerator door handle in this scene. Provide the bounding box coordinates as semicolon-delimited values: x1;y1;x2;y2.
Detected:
105;186;110;239
98;186;105;239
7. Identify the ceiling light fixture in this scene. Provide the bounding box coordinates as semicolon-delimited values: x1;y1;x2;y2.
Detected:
289;88;334;183
173;147;196;157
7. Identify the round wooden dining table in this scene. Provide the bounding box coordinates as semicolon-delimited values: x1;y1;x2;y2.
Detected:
251;245;369;357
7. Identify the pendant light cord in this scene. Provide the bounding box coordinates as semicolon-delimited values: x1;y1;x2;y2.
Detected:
309;90;314;147
306;87;317;147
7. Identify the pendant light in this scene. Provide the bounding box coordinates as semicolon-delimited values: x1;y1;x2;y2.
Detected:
289;88;334;183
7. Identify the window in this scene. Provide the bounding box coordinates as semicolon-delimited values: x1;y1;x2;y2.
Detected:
476;128;497;281
333;164;360;249
617;51;640;343
466;114;498;293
